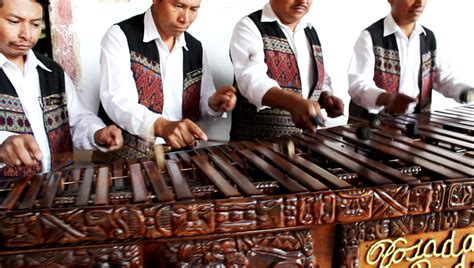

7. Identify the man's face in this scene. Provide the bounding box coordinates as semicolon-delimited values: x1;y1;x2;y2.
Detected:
270;0;312;26
152;0;201;41
0;0;42;61
389;0;426;25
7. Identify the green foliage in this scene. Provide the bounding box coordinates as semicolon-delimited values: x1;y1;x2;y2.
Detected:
40;21;46;39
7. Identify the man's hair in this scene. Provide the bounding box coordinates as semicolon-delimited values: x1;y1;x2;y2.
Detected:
0;0;47;8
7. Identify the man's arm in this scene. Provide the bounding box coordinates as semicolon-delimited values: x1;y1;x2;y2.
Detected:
319;91;344;118
199;51;236;117
230;17;326;131
99;25;161;143
153;118;207;149
93;125;123;151
262;87;323;132
65;73;123;151
100;25;211;149
375;92;416;115
230;17;280;108
208;86;237;113
433;43;474;103
348;30;388;113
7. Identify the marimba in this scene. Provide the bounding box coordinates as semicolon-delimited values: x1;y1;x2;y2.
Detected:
0;105;473;267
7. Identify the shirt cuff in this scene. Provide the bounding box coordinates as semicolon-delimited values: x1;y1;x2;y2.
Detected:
365;90;386;113
245;80;280;109
141;113;162;144
205;104;223;117
86;122;109;152
0;131;18;144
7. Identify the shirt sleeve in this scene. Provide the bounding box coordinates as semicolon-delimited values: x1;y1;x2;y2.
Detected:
199;50;222;118
433;44;472;102
0;131;18;145
322;70;333;93
65;73;107;150
347;30;387;113
229;17;280;109
99;25;161;143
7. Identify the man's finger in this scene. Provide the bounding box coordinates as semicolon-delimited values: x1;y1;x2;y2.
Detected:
2;150;22;166
304;117;318;132
188;123;208;142
325;96;334;108
219;86;236;94
336;99;345;112
23;136;43;162
109;126;123;149
181;128;196;145
17;151;37;166
167;136;182;149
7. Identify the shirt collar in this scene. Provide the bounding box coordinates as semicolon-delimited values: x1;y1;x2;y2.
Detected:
143;7;188;51
261;3;311;32
0;50;51;72
384;13;426;38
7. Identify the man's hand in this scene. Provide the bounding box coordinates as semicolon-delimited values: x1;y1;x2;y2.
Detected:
288;98;324;132
209;86;237;112
320;92;344;118
94;125;123;151
0;134;42;166
376;92;416;115
262;87;325;132
154;118;208;149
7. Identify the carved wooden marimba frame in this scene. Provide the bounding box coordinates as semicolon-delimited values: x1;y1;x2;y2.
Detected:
0;105;472;268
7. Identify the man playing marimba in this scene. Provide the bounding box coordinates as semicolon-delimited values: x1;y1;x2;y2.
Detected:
0;0;123;177
98;0;237;159
348;0;474;118
229;0;345;140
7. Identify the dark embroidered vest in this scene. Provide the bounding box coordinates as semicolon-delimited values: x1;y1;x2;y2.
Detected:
349;18;436;119
98;13;203;159
0;52;73;178
230;10;325;140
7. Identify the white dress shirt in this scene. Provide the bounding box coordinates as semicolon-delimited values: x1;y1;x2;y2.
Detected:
348;14;470;113
229;3;332;109
0;51;106;172
100;8;220;144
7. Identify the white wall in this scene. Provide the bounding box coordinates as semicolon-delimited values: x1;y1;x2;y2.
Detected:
68;0;474;142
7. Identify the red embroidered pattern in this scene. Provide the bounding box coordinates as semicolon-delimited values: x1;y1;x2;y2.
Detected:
2;164;42;177
420;75;434;112
131;62;164;113
374;71;399;94
182;82;201;122
313;45;325;93
265;50;301;90
48;124;73;170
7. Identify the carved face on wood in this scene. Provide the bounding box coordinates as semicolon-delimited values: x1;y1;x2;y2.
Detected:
172;203;214;236
0;212;41;246
256;198;284;228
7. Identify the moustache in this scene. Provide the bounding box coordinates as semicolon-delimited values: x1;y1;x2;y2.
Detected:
291;4;308;10
411;6;424;12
